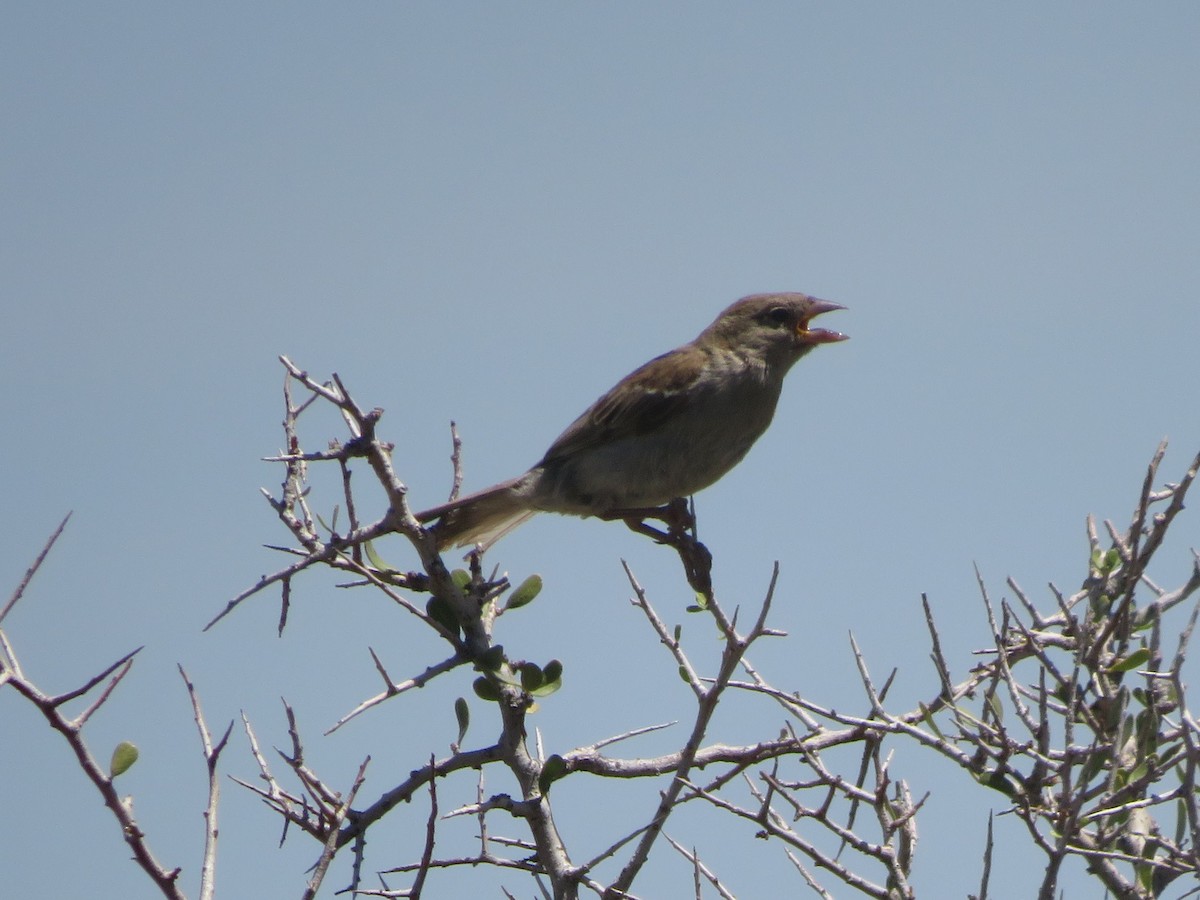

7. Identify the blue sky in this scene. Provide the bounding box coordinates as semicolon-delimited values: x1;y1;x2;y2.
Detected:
3;4;1199;898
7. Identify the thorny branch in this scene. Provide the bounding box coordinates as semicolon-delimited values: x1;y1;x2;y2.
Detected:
5;356;1197;900
217;364;1198;899
0;522;233;899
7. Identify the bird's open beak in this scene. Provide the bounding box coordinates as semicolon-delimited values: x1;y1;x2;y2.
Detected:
796;300;849;345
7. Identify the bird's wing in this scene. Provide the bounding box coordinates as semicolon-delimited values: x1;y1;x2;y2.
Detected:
538;344;706;465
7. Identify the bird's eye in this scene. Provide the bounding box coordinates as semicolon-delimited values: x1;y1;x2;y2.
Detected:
766;307;791;326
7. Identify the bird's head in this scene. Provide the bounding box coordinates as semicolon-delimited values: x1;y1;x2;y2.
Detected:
700;292;848;366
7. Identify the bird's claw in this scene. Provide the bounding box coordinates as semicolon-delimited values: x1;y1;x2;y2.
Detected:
611;498;713;596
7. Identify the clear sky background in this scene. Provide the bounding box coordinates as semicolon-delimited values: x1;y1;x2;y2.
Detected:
3;4;1199;898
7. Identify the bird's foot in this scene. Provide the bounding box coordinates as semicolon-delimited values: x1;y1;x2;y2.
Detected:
607;498;713;597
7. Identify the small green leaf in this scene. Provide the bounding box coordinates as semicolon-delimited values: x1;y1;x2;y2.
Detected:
1090;593;1113;616
1080;751;1108;784
530;680;562;698
1137;727;1161;759
473;677;501;702
451;569;471;590
493;667;523;688
478;645;505;672
673;624;682;643
1091;548;1121;574
506;574;543;611
919;702;945;741
1108;647;1150;674
678;665;691;683
1133;612;1157;632
519;663;545;692
1136;861;1153;891
530;660;563;698
315;508;338;536
986;693;1004;723
364;540;397;574
110;741;139;778
426;597;459;635
1117;709;1135;751
454;697;470;746
692;592;708;610
538;754;568;795
1160;682;1179;707
1104;691;1128;732
976;769;1017;798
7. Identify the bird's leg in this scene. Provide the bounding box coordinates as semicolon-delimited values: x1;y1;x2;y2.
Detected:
667;498;713;598
620;517;671;542
601;498;688;541
605;498;713;598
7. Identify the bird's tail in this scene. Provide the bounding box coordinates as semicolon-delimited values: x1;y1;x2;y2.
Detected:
416;477;535;551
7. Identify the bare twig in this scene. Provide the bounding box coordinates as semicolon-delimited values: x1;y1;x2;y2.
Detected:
3;636;183;896
179;665;233;900
301;755;370;900
0;513;71;627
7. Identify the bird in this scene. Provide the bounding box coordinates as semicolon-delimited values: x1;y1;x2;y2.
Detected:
416;292;847;550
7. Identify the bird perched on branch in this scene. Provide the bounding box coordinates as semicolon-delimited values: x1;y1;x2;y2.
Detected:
417;292;848;550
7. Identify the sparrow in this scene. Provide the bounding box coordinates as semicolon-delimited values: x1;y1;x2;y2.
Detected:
417;292;847;550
